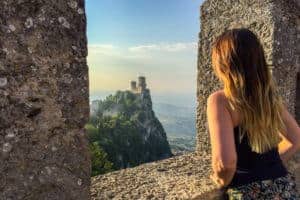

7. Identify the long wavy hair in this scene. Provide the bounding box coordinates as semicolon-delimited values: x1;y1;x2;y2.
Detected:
211;28;286;153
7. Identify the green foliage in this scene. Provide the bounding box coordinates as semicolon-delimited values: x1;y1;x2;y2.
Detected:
96;91;139;118
86;115;146;170
86;90;172;176
85;123;99;142
89;142;113;176
89;115;100;127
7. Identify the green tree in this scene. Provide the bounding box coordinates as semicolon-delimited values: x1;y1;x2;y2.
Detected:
89;142;113;176
86;90;172;176
85;123;99;142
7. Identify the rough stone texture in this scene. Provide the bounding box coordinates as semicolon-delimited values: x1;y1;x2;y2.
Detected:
271;1;300;189
0;1;90;199
271;0;300;120
91;152;224;200
91;153;300;200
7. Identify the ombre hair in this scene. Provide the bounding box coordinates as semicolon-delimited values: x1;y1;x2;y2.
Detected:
211;28;286;153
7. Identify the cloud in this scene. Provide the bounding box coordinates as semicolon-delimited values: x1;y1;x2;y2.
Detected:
89;44;115;49
87;42;197;56
88;43;150;59
88;44;118;55
128;42;197;53
87;42;197;93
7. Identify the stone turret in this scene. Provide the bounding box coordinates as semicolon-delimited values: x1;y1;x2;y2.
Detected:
138;76;147;92
130;76;148;93
130;80;137;91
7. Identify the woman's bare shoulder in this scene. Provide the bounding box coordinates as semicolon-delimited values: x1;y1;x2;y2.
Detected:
207;89;227;103
207;89;241;127
207;90;229;114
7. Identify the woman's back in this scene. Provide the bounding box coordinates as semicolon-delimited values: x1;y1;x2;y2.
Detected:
227;125;288;187
208;28;300;199
216;90;299;199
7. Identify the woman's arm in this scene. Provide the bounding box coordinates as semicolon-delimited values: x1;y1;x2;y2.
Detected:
207;92;237;187
278;138;299;164
278;103;300;163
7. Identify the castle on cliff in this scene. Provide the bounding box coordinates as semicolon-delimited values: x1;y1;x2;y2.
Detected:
130;76;148;93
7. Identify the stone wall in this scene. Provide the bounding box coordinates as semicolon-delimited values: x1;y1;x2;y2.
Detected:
271;0;300;119
271;2;300;188
91;152;222;200
0;1;90;199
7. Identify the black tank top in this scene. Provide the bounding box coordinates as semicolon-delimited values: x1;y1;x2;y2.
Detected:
226;125;288;188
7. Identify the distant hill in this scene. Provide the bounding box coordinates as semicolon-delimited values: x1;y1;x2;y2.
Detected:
153;102;196;138
152;102;196;154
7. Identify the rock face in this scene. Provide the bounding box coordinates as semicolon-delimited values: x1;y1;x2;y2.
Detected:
90;89;173;169
0;1;90;199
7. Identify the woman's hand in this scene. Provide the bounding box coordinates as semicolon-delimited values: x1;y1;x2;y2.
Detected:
209;172;225;189
210;169;235;189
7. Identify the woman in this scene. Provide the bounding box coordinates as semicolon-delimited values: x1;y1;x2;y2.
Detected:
207;28;300;199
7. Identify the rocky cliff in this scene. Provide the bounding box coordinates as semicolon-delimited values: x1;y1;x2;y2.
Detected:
88;89;173;171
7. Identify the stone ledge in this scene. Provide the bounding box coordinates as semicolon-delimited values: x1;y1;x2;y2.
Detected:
91;152;223;200
91;151;300;200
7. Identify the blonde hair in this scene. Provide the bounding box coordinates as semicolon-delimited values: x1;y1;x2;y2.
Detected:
211;28;286;153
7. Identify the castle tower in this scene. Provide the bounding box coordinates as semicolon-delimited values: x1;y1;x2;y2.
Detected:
138;76;147;92
130;80;137;92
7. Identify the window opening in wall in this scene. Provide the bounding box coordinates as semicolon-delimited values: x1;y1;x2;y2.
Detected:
85;0;203;177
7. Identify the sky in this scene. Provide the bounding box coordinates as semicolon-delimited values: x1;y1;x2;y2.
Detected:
86;0;204;106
